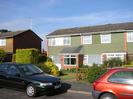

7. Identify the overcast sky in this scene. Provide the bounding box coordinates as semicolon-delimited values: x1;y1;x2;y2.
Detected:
0;0;133;39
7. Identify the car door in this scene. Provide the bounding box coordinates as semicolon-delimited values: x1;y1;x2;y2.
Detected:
0;64;8;87
5;65;26;89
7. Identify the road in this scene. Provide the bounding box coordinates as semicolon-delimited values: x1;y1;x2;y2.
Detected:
0;82;93;99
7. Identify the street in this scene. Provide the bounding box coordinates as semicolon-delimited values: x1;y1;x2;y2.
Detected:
0;82;93;99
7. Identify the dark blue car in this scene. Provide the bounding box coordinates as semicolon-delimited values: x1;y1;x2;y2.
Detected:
0;63;61;97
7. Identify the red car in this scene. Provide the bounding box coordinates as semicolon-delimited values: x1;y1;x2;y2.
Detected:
92;68;133;99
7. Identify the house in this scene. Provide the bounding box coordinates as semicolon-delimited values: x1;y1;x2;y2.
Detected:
46;22;133;70
0;29;42;61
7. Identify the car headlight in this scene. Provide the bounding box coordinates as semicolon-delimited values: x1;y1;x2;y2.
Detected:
40;82;53;87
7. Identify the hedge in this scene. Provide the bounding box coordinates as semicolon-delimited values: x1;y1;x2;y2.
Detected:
0;49;6;62
15;48;39;64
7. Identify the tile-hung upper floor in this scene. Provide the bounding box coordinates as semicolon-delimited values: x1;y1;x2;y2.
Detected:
47;32;133;46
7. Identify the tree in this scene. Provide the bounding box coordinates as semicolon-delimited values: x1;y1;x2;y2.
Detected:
0;49;6;62
0;29;10;33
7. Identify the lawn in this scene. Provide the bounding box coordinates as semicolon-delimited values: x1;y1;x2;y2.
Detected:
59;72;76;80
59;72;89;84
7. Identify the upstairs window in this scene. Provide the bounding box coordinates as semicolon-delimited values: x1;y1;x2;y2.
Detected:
48;37;71;46
127;32;133;42
0;39;6;46
48;38;55;46
82;35;92;44
63;37;71;45
101;34;111;44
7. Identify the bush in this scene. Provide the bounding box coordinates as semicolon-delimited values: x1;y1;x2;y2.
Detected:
87;66;107;83
37;58;60;76
62;68;77;73
103;58;123;68
15;48;39;64
77;68;88;80
0;49;6;63
38;54;47;63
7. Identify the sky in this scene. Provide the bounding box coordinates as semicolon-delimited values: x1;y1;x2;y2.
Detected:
0;0;133;42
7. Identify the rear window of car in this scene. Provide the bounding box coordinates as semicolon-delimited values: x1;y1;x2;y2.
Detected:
108;71;133;85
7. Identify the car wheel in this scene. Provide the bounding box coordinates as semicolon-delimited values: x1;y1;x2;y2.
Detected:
26;84;36;97
100;93;117;99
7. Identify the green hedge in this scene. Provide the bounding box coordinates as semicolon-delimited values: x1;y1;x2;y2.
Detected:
103;58;123;68
15;48;39;64
87;66;107;83
0;48;6;63
77;66;107;83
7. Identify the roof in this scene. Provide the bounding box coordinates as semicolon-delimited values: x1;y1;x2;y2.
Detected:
47;22;133;36
0;29;43;41
60;45;83;54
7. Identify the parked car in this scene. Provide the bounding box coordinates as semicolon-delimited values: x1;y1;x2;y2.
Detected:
92;67;133;99
0;63;61;97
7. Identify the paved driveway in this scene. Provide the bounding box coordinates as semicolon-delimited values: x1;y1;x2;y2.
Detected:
0;82;93;99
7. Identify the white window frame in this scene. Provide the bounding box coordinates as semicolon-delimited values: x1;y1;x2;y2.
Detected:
102;52;126;61
48;37;71;46
127;32;133;42
0;39;6;46
82;35;92;44
83;55;88;65
100;33;111;44
48;38;55;46
63;37;71;45
64;55;76;66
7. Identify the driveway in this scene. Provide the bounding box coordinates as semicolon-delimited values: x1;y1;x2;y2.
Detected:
0;82;93;99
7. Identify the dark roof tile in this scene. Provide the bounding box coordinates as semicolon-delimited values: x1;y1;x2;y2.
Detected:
60;45;83;53
47;22;133;36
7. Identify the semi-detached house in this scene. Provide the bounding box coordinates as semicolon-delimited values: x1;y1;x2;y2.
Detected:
46;22;133;70
0;29;42;61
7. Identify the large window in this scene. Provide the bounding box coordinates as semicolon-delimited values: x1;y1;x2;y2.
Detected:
127;32;133;42
64;55;76;66
48;38;55;46
100;34;111;44
88;55;101;65
105;53;126;61
108;71;133;85
63;37;71;45
82;35;92;44
0;39;6;46
48;37;71;46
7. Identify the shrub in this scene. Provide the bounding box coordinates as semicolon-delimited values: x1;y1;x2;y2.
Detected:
87;66;107;83
37;58;60;76
38;54;47;63
62;68;77;73
77;68;88;80
15;48;39;64
103;58;123;68
0;49;6;62
44;61;59;76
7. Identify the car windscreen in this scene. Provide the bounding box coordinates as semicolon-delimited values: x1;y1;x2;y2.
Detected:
17;64;43;76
